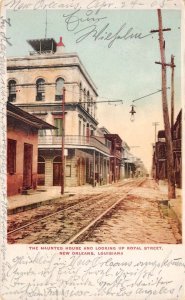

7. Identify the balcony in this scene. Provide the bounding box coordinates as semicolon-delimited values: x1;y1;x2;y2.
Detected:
110;149;122;160
173;139;181;151
38;135;111;155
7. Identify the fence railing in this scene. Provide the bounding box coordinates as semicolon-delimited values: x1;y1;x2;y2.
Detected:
38;135;111;154
29;50;55;56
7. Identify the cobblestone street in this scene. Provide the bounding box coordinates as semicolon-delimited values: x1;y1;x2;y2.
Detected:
7;179;181;244
82;180;181;244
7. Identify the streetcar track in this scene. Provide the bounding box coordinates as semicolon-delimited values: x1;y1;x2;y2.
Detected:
7;193;107;235
65;178;146;243
7;178;146;244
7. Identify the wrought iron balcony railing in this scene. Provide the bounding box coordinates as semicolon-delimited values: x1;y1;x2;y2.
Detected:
38;135;111;155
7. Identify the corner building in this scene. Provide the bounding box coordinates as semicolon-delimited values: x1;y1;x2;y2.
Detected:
7;37;111;187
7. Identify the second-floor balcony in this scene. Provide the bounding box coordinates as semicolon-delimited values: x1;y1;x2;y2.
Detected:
38;135;111;155
173;139;181;151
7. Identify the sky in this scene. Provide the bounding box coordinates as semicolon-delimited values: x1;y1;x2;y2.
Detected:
6;9;182;171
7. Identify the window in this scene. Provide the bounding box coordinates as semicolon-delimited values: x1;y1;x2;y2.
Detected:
79;120;82;136
8;80;16;102
83;124;85;136
55;78;64;101
90;97;93;115
37;156;45;174
37;156;45;185
37;115;46;136
83;89;86;108
66;165;71;177
7;139;16;174
87;91;90;113
53;156;62;163
36;78;45;101
54;118;63;136
79;82;82;102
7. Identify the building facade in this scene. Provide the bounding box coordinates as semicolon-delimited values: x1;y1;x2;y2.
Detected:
7;37;112;188
7;102;54;196
152;110;182;188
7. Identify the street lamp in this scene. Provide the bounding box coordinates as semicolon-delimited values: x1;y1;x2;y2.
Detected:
129;104;136;122
128;88;170;122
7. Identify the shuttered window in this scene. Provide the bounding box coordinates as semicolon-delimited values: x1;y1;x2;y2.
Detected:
54;118;63;136
7;139;16;174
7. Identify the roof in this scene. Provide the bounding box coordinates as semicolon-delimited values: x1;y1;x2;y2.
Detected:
158;130;165;139
27;38;57;53
99;127;110;134
173;109;182;128
7;102;56;129
105;134;122;143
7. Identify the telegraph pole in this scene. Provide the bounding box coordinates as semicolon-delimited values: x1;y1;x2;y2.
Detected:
170;55;175;132
61;87;66;194
152;122;160;144
151;9;176;199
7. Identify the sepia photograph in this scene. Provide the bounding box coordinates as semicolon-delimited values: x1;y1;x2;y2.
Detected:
6;8;182;245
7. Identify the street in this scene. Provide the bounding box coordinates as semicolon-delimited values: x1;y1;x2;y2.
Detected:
7;178;181;244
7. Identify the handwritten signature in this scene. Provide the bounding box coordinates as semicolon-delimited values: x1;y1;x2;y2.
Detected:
63;9;151;48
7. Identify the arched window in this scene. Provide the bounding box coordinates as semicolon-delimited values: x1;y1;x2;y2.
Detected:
53;156;62;163
36;78;45;101
55;78;64;101
8;80;16;102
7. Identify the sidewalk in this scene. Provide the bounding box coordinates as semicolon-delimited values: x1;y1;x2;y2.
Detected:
7;182;116;215
158;180;182;225
8;186;67;214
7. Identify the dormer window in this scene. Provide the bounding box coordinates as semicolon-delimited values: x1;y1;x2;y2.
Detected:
55;78;64;101
36;78;45;101
8;80;16;102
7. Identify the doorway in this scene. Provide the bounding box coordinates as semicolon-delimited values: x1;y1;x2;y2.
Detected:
23;143;33;189
53;156;62;186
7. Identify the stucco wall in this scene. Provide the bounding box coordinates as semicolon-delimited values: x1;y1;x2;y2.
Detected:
7;118;38;196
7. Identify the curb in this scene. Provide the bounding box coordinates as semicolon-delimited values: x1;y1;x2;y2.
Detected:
8;194;70;215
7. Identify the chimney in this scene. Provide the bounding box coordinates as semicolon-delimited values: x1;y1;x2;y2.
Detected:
56;36;65;53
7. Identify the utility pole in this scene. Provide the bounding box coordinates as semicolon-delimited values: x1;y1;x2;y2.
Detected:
151;9;176;199
45;10;48;38
170;55;175;133
152;122;160;144
155;55;176;132
61;87;66;195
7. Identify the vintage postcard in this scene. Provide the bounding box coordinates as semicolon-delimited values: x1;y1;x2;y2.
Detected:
0;0;185;299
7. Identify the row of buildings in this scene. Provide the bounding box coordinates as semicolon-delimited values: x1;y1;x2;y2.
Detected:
152;110;182;188
7;37;146;196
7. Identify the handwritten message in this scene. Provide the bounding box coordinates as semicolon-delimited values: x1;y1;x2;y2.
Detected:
1;1;184;300
0;16;11;289
4;0;181;10
1;248;185;300
62;9;151;47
